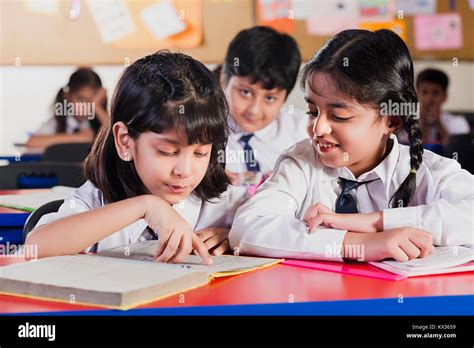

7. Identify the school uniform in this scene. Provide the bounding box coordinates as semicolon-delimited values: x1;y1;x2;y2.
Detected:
398;112;471;145
225;106;308;174
34;116;90;135
35;180;248;252
440;111;471;135
229;136;474;261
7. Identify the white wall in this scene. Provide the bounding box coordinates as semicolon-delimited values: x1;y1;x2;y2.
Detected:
1;60;473;154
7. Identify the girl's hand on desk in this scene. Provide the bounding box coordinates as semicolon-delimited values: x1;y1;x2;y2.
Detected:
303;203;383;233
342;227;434;262
143;196;212;265
195;228;230;256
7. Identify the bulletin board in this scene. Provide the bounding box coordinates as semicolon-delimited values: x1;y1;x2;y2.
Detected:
261;0;474;61
0;0;254;65
1;0;473;65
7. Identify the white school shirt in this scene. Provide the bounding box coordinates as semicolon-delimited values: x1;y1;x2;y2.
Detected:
225;106;308;173
35;180;248;252
34;116;90;135
229;136;474;261
398;111;471;144
440;111;471;135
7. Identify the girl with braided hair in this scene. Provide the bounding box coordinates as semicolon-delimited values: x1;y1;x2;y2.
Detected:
26;51;247;263
230;29;473;262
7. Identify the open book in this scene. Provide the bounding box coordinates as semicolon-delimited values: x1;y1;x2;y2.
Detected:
0;241;281;310
369;246;474;277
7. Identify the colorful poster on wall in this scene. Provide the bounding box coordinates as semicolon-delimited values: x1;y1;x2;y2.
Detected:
359;0;393;22
394;0;436;15
140;0;186;40
257;0;295;34
359;19;407;41
414;14;463;50
86;0;136;44
305;0;360;35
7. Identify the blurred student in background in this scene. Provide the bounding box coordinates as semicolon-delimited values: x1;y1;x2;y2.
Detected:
416;68;471;145
217;26;306;187
26;67;108;149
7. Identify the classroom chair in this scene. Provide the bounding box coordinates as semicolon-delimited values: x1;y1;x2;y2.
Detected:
22;199;64;242
0;162;86;189
43;142;92;163
444;133;474;174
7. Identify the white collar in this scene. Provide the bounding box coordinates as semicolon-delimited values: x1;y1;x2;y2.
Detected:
318;137;402;200
230;112;281;142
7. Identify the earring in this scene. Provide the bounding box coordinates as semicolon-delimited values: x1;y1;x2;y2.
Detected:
123;152;130;161
389;133;396;140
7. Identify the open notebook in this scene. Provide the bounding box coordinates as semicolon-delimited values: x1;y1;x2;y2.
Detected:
0;241;281;310
369;246;474;277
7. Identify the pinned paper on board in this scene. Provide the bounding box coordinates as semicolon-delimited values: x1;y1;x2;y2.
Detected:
257;0;291;21
414;14;463;50
291;0;314;20
86;0;136;44
140;0;186;40
111;0;203;50
359;0;393;22
359;19;407;42
305;0;360;36
394;0;436;15
23;0;59;15
257;0;295;34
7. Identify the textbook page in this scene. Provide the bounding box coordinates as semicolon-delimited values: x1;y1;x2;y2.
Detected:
98;240;282;276
369;246;474;276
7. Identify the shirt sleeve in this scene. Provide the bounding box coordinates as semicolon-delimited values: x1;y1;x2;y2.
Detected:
229;156;347;261
34;190;96;252
35;195;91;228
383;159;474;246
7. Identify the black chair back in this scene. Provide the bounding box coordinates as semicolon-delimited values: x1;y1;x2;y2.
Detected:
43;142;92;163
23;199;64;242
444;134;474;174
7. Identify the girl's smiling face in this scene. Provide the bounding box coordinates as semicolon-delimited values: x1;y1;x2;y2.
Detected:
114;123;212;205
305;73;398;177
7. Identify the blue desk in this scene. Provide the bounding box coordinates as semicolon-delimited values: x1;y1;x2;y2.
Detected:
0;209;30;244
0;153;43;163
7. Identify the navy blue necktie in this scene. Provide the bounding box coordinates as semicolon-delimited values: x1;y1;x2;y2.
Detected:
335;177;376;213
147;227;158;240
239;134;261;172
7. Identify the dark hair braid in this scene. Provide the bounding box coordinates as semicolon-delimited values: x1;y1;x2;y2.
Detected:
391;104;424;207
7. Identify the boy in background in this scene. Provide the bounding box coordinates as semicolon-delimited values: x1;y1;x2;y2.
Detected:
219;26;307;186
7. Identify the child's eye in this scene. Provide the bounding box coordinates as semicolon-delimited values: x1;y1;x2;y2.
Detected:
239;89;252;97
265;96;277;102
306;110;319;118
158;150;177;156
194;152;209;158
332;114;350;122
